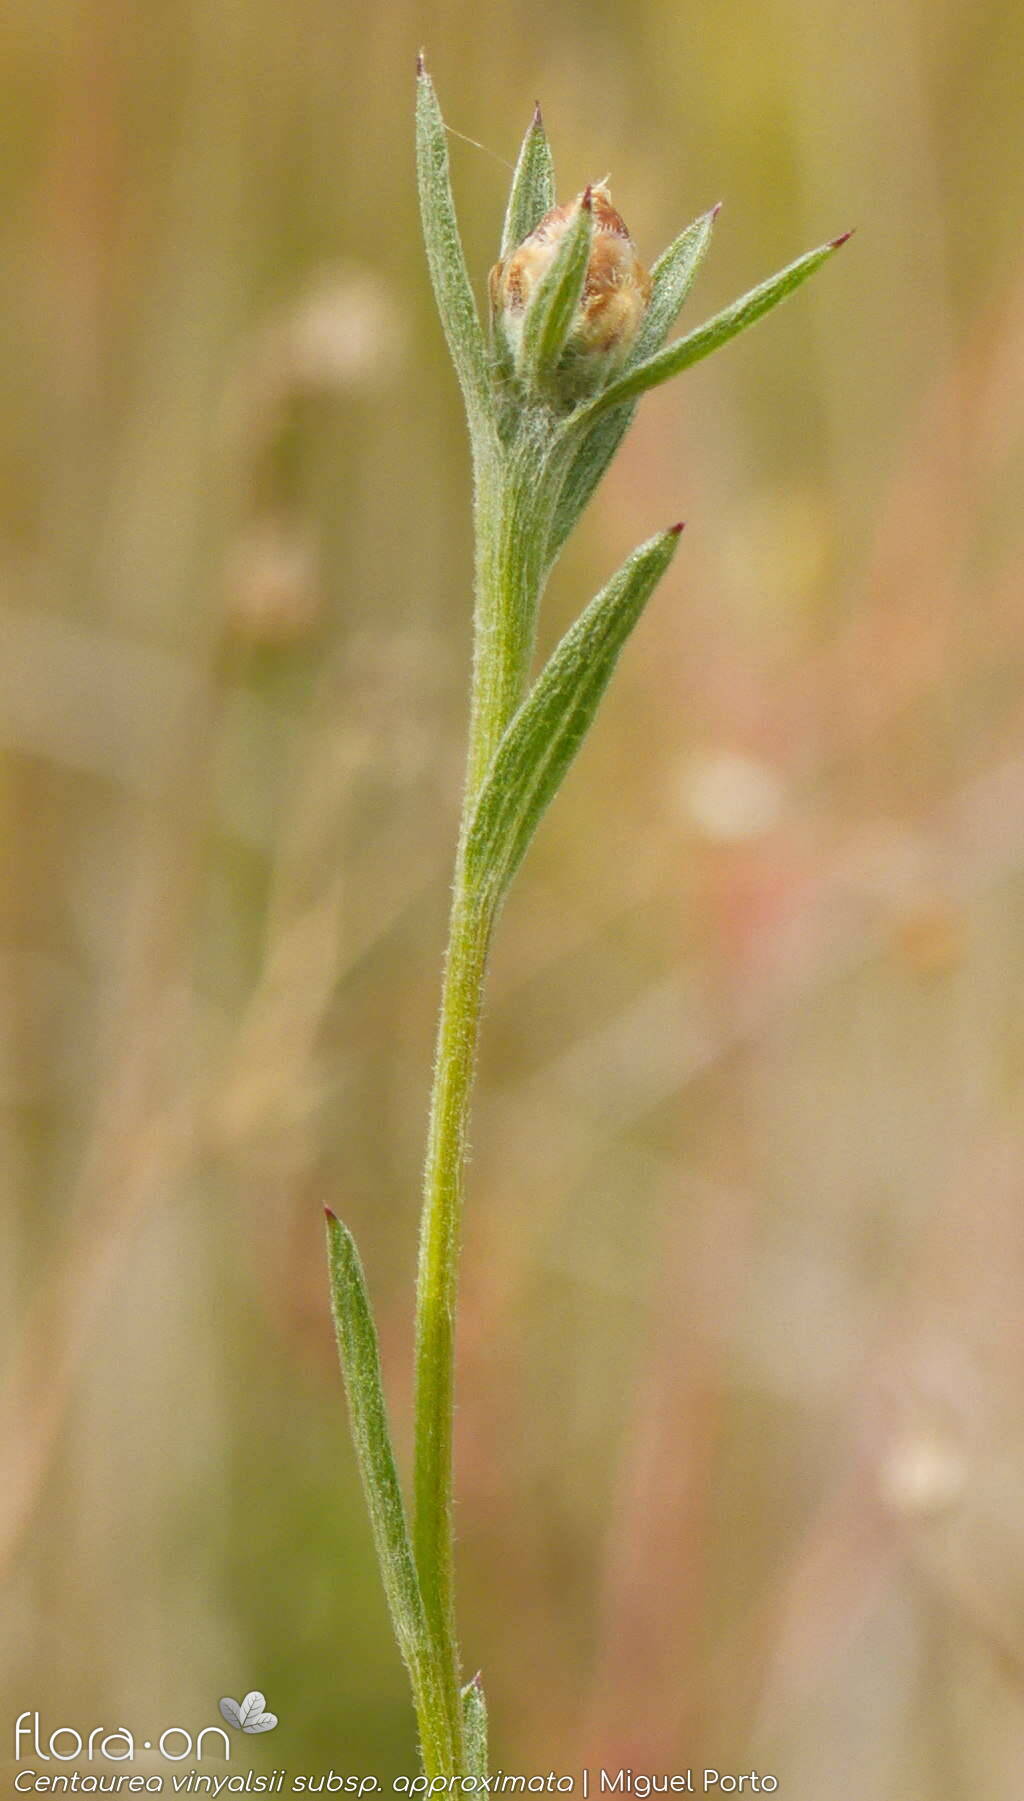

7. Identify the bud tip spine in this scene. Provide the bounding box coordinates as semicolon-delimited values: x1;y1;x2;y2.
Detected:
830;228;855;249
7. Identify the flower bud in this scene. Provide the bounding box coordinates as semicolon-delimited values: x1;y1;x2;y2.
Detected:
490;181;651;400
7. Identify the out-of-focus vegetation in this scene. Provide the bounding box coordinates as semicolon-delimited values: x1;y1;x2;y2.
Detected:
2;0;1024;1793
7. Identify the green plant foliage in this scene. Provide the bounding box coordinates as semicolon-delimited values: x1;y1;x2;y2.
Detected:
500;105;556;261
325;54;848;1779
414;64;493;438
324;1211;457;1773
515;188;595;394
465;526;683;904
577;234;850;421
461;1678;489;1783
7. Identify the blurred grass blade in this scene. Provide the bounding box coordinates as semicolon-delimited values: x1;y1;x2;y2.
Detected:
579;234;850;420
416;61;493;431
462;1676;488;1781
500;104;555;259
465;525;683;901
324;1210;457;1773
631;204;719;366
517;188;594;390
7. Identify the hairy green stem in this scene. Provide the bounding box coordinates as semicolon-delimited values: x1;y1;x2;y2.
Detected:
465;431;563;794
412;887;491;1765
412;424;559;1769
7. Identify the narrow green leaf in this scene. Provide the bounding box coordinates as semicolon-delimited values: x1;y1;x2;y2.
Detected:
631;204;719;366
465;525;683;900
462;1676;489;1781
578;234;850;422
500;104;555;259
545;402;633;566
544;207;719;561
517;189;594;392
324;1210;457;1773
416;64;493;430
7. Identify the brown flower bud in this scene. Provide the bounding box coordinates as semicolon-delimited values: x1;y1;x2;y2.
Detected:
490;182;651;394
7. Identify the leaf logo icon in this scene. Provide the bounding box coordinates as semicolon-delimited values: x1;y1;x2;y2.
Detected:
219;1692;279;1733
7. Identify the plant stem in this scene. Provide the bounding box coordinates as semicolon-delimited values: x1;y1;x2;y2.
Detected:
466;431;559;795
413;883;491;1766
412;427;557;1770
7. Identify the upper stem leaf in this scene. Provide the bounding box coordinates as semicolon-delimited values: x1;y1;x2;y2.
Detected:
516;188;595;393
465;525;683;903
543;206;715;564
416;65;493;434
630;204;719;366
500;104;556;260
544;400;634;567
575;234;849;422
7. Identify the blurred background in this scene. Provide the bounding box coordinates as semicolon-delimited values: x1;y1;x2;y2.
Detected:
3;0;1024;1793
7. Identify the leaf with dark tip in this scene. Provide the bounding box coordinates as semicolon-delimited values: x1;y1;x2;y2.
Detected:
416;67;493;431
465;526;684;902
324;1211;457;1768
576;234;850;422
631;204;719;366
500;104;555;259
